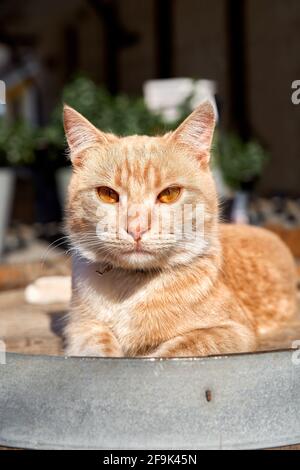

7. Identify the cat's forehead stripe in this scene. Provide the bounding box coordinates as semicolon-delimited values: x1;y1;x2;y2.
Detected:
114;141;162;191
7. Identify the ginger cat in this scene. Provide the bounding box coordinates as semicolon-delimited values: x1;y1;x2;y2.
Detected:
63;101;297;357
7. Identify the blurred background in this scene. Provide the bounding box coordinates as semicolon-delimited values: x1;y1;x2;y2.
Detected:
0;0;300;354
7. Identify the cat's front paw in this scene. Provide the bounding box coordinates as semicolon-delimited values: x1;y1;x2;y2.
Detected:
65;330;123;357
146;337;186;358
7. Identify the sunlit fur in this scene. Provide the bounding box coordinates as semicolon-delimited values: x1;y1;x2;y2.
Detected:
63;103;298;357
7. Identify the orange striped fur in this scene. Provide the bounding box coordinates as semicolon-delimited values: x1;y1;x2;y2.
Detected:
63;102;297;357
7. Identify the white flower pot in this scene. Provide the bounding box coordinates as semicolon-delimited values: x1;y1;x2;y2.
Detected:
0;168;15;258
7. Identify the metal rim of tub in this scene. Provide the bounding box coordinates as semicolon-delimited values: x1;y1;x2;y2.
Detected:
0;349;299;450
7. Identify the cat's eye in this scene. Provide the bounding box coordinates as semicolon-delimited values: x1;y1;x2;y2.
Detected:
97;186;119;204
157;186;181;204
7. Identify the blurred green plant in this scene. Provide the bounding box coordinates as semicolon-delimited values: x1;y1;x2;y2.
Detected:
0;75;269;189
213;132;269;190
0;119;37;166
41;76;174;164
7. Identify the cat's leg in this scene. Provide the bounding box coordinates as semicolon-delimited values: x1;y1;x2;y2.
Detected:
146;321;256;357
64;319;123;357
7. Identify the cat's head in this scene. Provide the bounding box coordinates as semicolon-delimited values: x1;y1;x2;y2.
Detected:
64;101;218;270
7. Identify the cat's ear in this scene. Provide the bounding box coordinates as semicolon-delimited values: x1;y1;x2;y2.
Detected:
63;105;116;164
171;100;216;163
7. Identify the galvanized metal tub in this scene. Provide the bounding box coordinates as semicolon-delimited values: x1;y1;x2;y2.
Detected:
0;350;299;449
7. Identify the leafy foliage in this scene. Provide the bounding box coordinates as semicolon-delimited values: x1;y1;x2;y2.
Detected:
41;76;172;163
213;132;269;189
0;119;37;166
0;75;269;190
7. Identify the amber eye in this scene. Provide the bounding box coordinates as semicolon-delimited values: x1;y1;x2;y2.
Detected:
157;186;181;204
97;186;119;204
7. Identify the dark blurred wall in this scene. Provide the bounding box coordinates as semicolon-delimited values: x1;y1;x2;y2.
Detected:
246;0;300;195
119;0;155;93
174;0;229;124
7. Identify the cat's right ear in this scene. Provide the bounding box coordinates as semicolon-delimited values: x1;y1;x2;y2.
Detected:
170;100;216;166
63;105;116;164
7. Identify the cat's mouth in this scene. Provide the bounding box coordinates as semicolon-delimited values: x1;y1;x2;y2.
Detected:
122;247;153;256
120;241;157;256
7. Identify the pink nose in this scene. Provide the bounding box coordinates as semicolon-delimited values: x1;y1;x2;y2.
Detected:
127;227;148;242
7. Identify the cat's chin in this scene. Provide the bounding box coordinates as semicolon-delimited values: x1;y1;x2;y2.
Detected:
116;250;162;270
103;247;209;271
74;240;213;271
71;244;158;270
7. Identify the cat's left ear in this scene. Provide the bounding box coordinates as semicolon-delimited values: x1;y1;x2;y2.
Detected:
171;100;216;164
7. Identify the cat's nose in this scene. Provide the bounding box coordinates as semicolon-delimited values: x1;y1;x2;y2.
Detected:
127;227;148;242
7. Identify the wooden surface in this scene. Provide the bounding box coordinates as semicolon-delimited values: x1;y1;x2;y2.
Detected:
0;287;66;355
0;253;70;356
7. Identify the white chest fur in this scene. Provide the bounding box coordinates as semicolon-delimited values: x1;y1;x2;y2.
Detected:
72;255;158;340
71;252;220;354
